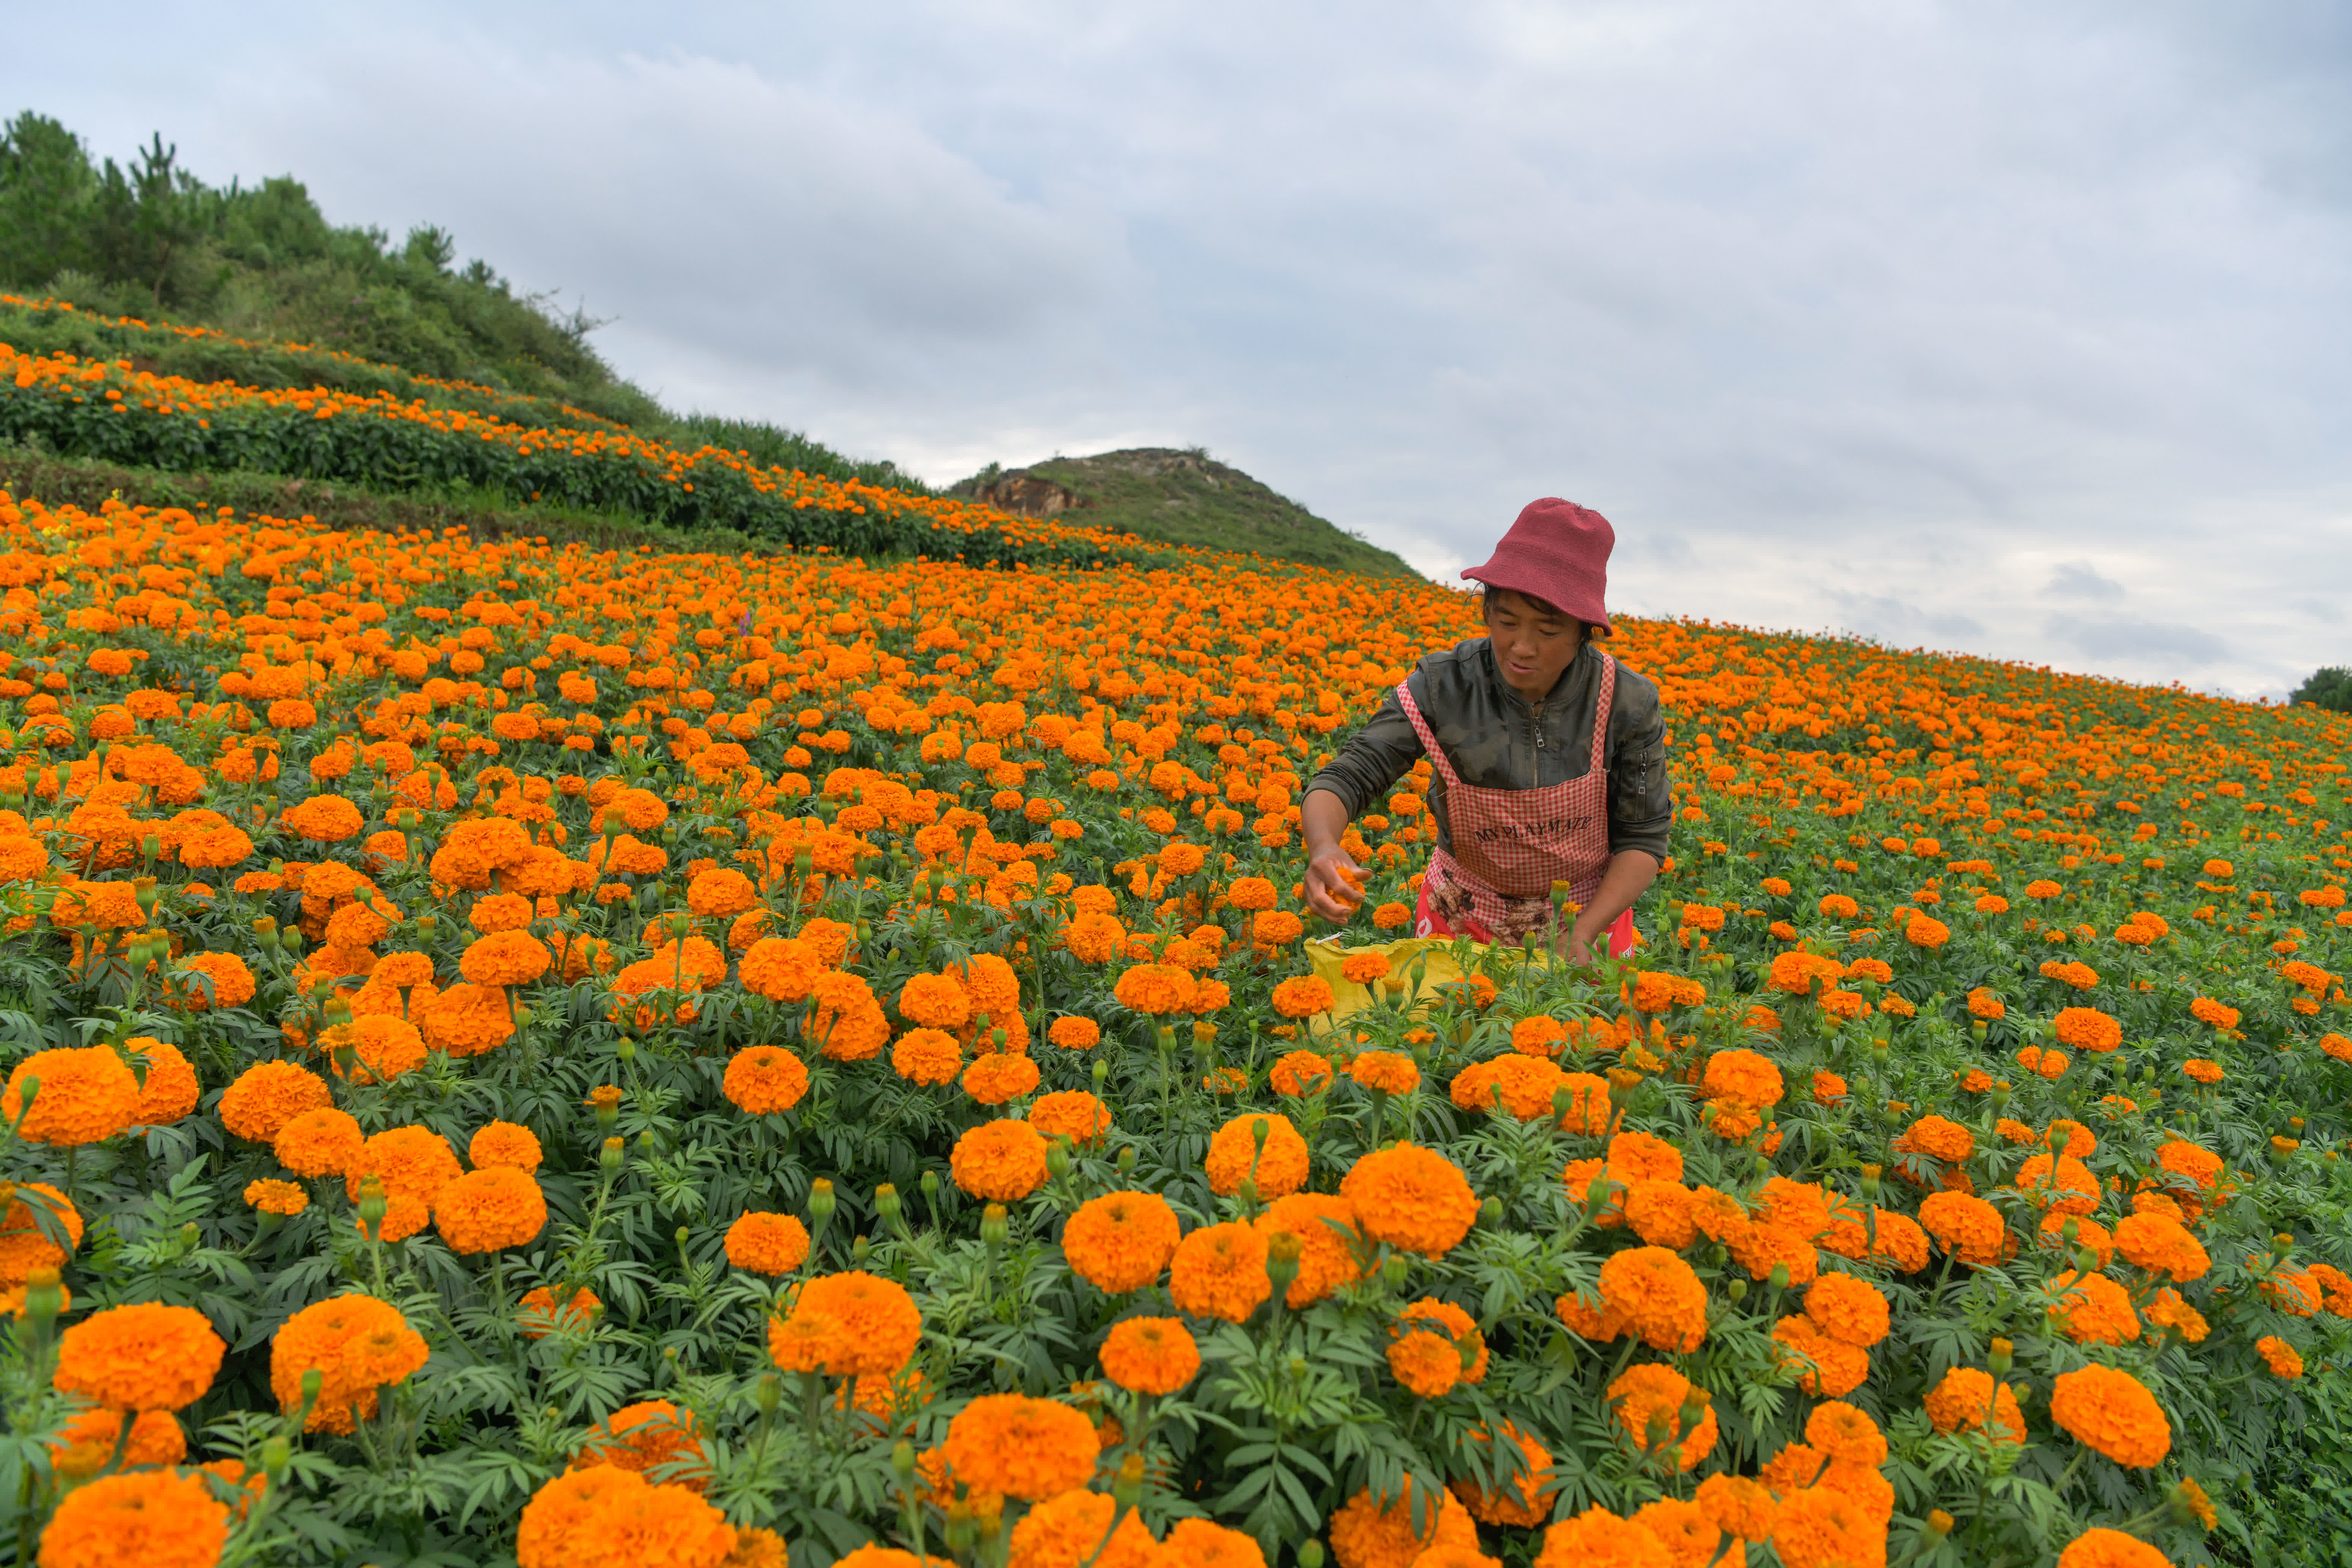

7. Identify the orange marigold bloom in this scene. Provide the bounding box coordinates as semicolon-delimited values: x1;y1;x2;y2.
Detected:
53;1301;225;1411
1766;1487;1875;1568
1029;1089;1111;1145
1923;1365;2025;1443
46;1406;186;1476
1115;962;1198;1014
469;1119;544;1172
1600;1245;1710;1351
1046;1015;1101;1049
897;971;971;1030
1348;1050;1419;1094
2049;1364;2170;1467
1341;1143;1477;1258
1100;1315;1201;1394
573;1399;708;1487
1608;1363;1717;1471
514;1465;733;1568
281;793;364;843
951;1118;1049;1201
1700;1048;1784;1108
1171;1220;1272;1321
270;1293;425;1432
1388;1328;1462;1398
2145;1289;2211;1343
893;1027;963;1085
1535;1505;1674;1568
2;1045;139;1146
339;1015;427;1084
435;1166;547;1253
1008;1488;1160;1568
1271;975;1336;1018
1803;1272;1890;1348
1270;1049;1335;1096
1206;1111;1310;1198
942;1392;1099;1501
2155;1137;2222;1192
2056;1529;2170;1568
460;930;551;987
274;1108;365;1178
1919;1190;2009;1266
1063;1190;1182;1293
35;1468;229;1568
724;1045;810;1114
2053;1007;2123;1053
791;1271;923;1377
963;1050;1041;1105
1329;1478;1479;1568
1164;1519;1268;1568
345;1124;464;1242
243;1178;307;1217
1769;1315;1869;1397
218;1060;334;1143
2257;1334;2304;1378
2112;1211;2210;1282
726;1212;812;1275
1253;1192;1362;1307
740;936;824;1002
170;950;257;1010
1895;1114;1973;1164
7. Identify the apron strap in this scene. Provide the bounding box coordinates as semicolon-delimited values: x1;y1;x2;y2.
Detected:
1394;680;1463;790
1589;651;1617;773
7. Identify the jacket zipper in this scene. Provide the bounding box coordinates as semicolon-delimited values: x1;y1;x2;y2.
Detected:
1529;699;1545;786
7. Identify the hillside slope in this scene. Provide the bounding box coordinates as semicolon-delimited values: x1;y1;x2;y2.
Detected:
948;447;1418;578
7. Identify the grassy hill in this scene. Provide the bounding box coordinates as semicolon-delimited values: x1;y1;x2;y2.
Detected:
948;447;1417;578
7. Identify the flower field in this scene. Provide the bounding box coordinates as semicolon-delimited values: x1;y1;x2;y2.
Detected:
1;373;2350;1568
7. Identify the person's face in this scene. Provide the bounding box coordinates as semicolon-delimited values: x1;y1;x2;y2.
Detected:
1484;590;1583;700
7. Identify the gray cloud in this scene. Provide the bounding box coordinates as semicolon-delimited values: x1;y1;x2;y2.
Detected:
7;0;2349;696
2045;561;2126;600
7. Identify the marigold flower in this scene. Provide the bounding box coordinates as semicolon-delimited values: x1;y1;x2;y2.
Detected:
1599;1245;1710;1351
1895;1114;1973;1164
1270;1049;1335;1096
790;1271;922;1377
1100;1315;1200;1394
2257;1334;2304;1378
724;1045;810;1114
53;1301;225;1411
942;1391;1099;1500
2112;1211;2209;1282
1448;1421;1551;1528
2053;1007;2123;1053
1170;1220;1272;1321
1922;1365;2025;1442
1205;1111;1309;1197
35;1468;230;1568
345;1125;464;1242
2056;1528;2170;1568
1114;962;1198;1014
1534;1505;1674;1568
2;1045;139;1146
1803;1272;1889;1348
243;1178;307;1217
740;936;824;1002
1694;1474;1778;1542
460;930;551;987
46;1406;187;1476
467;1119;543;1172
1348;1049;1419;1094
1767;1486;1875;1568
951;1118;1049;1201
270;1293;424;1432
435;1166;547;1253
1769;1315;1869;1397
1028;1089;1110;1145
1329;1478;1478;1568
518;1284;601;1338
1919;1190;2009;1266
574;1398;708;1488
1340;1143;1477;1258
2049;1364;2170;1467
963;1050;1041;1104
1163;1519;1267;1568
1253;1192;1362;1307
1008;1488;1160;1568
275;1108;366;1178
892;1027;963;1085
1046;1015;1101;1049
514;1464;734;1568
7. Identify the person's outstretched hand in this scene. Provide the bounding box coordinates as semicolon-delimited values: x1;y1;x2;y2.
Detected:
1303;845;1365;922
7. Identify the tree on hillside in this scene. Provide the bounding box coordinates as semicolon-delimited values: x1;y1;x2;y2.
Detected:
2291;667;2352;713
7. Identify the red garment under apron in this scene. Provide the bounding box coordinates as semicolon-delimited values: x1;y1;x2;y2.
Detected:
1397;653;1636;958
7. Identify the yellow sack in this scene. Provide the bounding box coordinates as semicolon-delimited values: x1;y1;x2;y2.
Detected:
1302;936;1547;1034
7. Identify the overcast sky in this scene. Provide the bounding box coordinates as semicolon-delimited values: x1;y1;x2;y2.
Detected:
10;2;2349;696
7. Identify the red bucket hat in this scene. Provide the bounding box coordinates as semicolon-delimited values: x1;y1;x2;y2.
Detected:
1462;498;1613;635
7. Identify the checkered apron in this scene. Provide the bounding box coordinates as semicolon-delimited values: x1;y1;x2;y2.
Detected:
1399;653;1632;952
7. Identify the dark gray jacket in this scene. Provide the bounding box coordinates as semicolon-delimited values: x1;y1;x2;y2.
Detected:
1305;637;1673;862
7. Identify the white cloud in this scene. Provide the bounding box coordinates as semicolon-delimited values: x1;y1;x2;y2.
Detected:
5;1;2347;696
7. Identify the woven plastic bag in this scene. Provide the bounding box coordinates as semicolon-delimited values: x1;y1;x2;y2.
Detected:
1302;935;1546;1035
